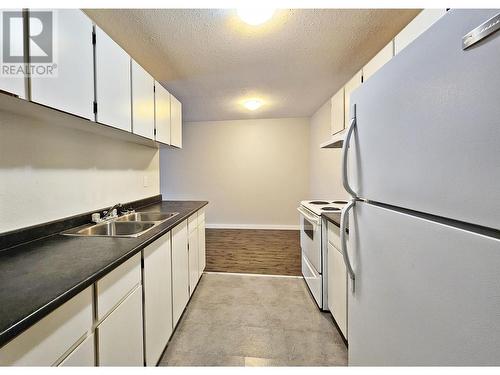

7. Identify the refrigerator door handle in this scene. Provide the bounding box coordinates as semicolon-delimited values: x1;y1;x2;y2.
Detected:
341;104;358;198
341;199;356;292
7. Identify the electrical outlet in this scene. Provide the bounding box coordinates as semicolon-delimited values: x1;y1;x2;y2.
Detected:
143;176;149;187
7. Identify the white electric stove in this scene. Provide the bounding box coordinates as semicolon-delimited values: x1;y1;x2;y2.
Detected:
297;200;348;310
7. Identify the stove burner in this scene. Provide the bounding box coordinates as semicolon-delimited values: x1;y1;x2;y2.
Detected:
322;207;341;211
309;201;330;205
332;200;348;204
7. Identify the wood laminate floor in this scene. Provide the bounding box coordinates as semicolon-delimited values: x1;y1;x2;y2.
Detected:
205;229;301;276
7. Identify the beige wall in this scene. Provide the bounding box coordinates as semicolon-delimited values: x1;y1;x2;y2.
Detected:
160;118;310;228
308;99;349;200
0;113;160;233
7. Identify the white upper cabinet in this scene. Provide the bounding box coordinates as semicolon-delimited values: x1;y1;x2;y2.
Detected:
330;87;344;135
154;82;171;145
170;94;182;148
131;59;155;139
344;70;362;125
30;10;94;119
0;9;27;99
363;40;394;82
94;26;132;131
395;9;447;55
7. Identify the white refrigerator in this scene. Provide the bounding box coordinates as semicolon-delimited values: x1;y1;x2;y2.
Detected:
341;9;500;365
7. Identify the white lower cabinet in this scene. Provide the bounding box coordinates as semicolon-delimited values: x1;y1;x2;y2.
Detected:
0;287;92;366
97;286;144;366
58;334;95;366
171;220;189;326
1;208;208;367
188;224;199;295
198;211;206;278
328;242;347;339
143;233;173;366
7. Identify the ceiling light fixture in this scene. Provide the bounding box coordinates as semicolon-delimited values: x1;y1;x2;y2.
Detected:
237;8;275;26
243;99;263;111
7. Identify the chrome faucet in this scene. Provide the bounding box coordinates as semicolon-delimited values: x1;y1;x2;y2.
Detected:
102;203;122;220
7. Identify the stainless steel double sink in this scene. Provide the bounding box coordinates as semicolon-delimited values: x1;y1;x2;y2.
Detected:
63;212;179;238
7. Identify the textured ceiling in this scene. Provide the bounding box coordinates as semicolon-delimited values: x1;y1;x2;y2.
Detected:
84;9;419;122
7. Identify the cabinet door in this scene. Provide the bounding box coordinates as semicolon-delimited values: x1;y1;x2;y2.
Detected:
170;94;182;148
171;220;189;326
95;26;132;131
131;60;155;139
344;70;362;127
97;286;144;366
328;243;347;338
143;233;173;366
0;287;92;366
58;334;95;366
394;9;447;55
188;227;199;295
198;217;206;278
30;9;94;119
0;9;27;98
330;87;344;135
155;82;171;144
362;40;394;82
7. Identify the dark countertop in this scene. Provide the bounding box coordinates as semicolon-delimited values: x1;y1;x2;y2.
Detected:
322;212;341;228
0;200;207;347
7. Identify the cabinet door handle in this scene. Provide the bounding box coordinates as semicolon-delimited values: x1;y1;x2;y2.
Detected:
342;105;357;198
340;199;356;292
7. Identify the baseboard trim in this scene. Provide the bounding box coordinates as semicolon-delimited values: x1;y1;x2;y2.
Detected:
204;271;302;279
205;224;300;230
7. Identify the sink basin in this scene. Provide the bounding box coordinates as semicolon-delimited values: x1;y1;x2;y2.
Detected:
116;212;178;222
64;221;157;238
62;211;179;238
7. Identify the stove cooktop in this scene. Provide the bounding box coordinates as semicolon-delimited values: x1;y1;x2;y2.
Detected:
300;199;348;216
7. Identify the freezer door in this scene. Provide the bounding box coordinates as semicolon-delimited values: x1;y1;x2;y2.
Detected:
347;201;500;365
347;9;500;230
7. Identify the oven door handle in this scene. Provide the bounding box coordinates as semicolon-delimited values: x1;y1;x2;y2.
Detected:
297;206;321;226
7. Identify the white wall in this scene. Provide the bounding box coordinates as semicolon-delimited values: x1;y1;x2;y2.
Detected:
160;118;310;229
309;99;349;200
0;113;160;233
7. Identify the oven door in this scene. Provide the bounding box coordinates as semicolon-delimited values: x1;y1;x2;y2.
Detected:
297;206;322;272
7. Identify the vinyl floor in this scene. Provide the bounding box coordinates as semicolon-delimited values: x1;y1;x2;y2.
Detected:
159;273;347;366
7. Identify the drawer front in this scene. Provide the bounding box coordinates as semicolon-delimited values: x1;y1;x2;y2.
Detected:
58;334;95;366
97;286;144;366
96;253;141;321
327;221;341;250
0;287;92;366
188;212;198;233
